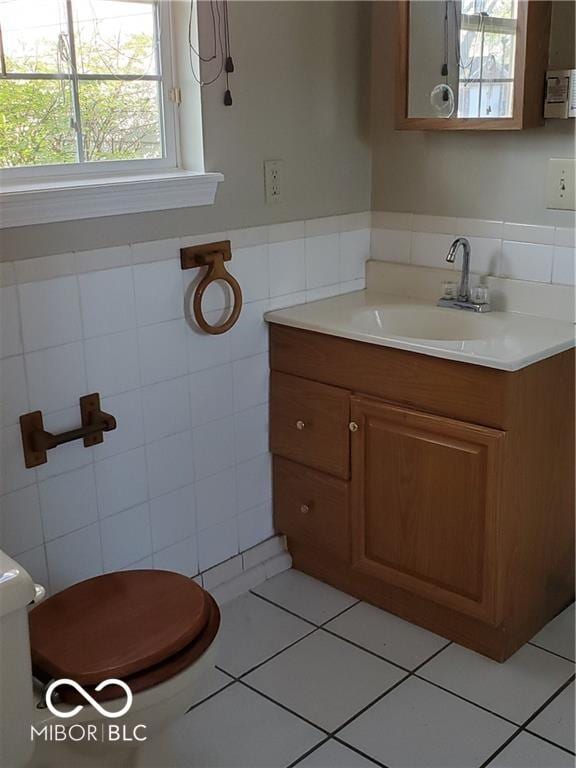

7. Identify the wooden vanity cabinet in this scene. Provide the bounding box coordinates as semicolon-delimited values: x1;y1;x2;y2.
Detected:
269;324;575;661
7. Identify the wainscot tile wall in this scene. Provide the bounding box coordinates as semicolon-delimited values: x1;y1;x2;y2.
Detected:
371;211;575;288
0;213;370;595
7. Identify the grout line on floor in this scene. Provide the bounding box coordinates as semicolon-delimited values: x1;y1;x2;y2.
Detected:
326;639;453;739
331;736;392;768
480;672;576;768
478;725;526;768
522;729;576;757
249;582;451;676
319;626;412;675
318;599;362;627
184;678;236;715
248;589;320;628
216;626;319;681
284;736;332;768
329;637;516;743
329;672;412;738
238;677;331;736
520;673;576;731
411;674;520;727
411;640;453;673
527;641;575;664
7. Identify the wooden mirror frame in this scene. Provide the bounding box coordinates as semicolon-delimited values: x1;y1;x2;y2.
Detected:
395;0;551;131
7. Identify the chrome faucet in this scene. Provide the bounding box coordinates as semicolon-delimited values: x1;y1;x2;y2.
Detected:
447;237;471;301
437;237;491;313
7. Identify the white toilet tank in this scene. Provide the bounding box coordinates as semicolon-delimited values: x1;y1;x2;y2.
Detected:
0;550;37;768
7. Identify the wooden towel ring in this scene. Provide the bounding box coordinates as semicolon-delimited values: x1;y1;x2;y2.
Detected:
180;241;243;335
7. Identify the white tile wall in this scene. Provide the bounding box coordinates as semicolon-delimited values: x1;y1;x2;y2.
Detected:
411;233;457;270
0;485;43;555
153;535;198;577
19;276;82;352
0;286;23;358
305;234;341;288
149;484;196;552
85;330;140;396
552;246;576;286
26;342;87;414
269;240;307;297
39;464;99;541
100;502;152;571
142;376;191;442
0;355;28;427
95;447;148;519
190;364;234;427
0;214;367;592
196;469;237;531
198;517;239;572
45;523;103;593
78;266;136;338
138;320;188;385
372;212;575;287
500;242;554;283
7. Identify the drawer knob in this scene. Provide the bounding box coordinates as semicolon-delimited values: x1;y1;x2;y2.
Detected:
349;421;359;432
300;504;311;514
296;420;306;431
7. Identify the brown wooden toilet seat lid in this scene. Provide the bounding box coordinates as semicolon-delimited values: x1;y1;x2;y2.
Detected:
29;570;211;685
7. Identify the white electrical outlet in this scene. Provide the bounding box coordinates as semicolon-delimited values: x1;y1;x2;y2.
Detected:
264;160;284;204
546;158;576;210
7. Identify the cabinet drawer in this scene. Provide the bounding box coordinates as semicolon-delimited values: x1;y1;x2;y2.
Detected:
273;457;350;561
270;371;350;479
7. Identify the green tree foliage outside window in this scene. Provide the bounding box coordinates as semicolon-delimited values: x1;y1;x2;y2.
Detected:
0;2;163;169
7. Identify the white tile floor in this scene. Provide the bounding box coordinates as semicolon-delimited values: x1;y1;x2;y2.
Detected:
139;570;575;768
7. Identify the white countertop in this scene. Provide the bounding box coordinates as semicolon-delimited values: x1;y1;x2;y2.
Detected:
264;290;575;371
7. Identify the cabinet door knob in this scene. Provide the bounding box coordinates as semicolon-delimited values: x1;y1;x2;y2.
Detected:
296;420;306;430
349;421;359;432
300;504;311;514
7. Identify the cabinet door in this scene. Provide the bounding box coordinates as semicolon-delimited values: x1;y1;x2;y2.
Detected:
350;396;505;624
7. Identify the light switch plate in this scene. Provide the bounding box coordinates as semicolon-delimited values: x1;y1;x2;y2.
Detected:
546;158;576;210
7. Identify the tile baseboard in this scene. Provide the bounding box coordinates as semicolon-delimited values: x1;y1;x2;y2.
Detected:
196;534;292;605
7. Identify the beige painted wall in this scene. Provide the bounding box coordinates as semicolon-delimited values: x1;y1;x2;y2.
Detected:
371;0;576;226
1;1;371;260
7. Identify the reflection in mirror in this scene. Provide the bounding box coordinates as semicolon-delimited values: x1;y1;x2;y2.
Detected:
408;0;519;119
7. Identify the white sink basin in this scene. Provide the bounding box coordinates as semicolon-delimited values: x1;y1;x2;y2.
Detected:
354;306;504;341
264;290;575;371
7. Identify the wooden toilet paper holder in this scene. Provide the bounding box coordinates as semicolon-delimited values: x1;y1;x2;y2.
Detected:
20;393;116;468
180;240;243;335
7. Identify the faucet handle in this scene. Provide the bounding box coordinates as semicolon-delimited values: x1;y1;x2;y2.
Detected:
441;281;458;300
471;286;490;305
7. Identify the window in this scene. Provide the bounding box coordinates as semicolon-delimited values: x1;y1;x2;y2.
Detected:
0;0;222;228
0;0;177;174
457;0;518;118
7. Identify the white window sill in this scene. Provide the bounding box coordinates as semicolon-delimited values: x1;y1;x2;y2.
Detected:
0;170;224;229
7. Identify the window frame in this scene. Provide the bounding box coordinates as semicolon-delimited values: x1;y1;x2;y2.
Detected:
458;11;518;118
0;0;181;183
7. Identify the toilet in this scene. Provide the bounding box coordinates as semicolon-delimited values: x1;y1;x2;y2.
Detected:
0;549;220;768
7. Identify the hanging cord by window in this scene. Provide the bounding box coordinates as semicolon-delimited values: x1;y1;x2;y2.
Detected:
223;0;233;106
187;0;234;105
188;0;234;98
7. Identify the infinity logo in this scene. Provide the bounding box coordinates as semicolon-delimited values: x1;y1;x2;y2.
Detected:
45;679;133;719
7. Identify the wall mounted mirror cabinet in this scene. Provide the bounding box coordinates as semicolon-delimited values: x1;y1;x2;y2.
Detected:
396;0;551;130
